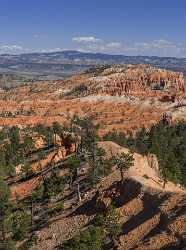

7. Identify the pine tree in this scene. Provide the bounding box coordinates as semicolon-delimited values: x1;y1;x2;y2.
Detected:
113;152;134;182
0;178;12;242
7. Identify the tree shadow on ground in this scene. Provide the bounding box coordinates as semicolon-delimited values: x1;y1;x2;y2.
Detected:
121;193;171;235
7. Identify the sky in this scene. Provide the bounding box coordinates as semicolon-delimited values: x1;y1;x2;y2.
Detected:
0;0;186;57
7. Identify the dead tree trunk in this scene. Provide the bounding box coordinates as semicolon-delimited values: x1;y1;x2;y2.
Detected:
77;182;81;203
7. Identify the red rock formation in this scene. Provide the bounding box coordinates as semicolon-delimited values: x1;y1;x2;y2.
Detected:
87;65;185;96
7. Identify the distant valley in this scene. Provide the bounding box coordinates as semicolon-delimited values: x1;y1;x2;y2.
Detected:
0;50;186;85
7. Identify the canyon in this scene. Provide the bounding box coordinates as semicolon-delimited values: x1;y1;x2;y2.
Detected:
0;64;186;250
0;64;185;136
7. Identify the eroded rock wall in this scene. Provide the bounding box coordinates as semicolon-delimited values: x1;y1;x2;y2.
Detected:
87;65;185;96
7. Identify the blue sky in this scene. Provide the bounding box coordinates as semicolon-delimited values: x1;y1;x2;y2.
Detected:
0;0;186;57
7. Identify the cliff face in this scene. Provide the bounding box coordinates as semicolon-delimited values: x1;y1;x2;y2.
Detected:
87;65;185;96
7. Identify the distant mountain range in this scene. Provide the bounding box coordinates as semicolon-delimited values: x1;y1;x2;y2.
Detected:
0;50;186;78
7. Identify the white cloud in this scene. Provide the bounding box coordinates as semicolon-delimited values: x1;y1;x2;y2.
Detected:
0;45;23;50
74;38;186;57
0;44;65;54
134;39;177;50
73;36;123;53
106;42;122;49
39;48;65;53
117;39;186;57
72;36;102;43
0;39;186;58
0;44;26;54
84;44;106;52
83;42;122;53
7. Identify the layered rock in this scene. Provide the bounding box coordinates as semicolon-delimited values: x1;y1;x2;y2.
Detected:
87;65;185;96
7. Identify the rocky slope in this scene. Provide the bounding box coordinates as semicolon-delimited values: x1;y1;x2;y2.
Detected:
31;141;186;250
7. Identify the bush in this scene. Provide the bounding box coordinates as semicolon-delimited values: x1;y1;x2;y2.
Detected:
12;210;31;241
0;240;16;250
61;226;102;250
48;201;64;217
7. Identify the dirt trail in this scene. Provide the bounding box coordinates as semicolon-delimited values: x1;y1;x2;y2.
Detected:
99;141;186;193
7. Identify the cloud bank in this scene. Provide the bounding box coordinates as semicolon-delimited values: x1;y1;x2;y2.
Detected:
0;38;186;58
72;36;102;43
0;44;25;54
72;36;186;57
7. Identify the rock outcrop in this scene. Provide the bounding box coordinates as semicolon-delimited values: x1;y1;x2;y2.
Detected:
87;65;185;96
